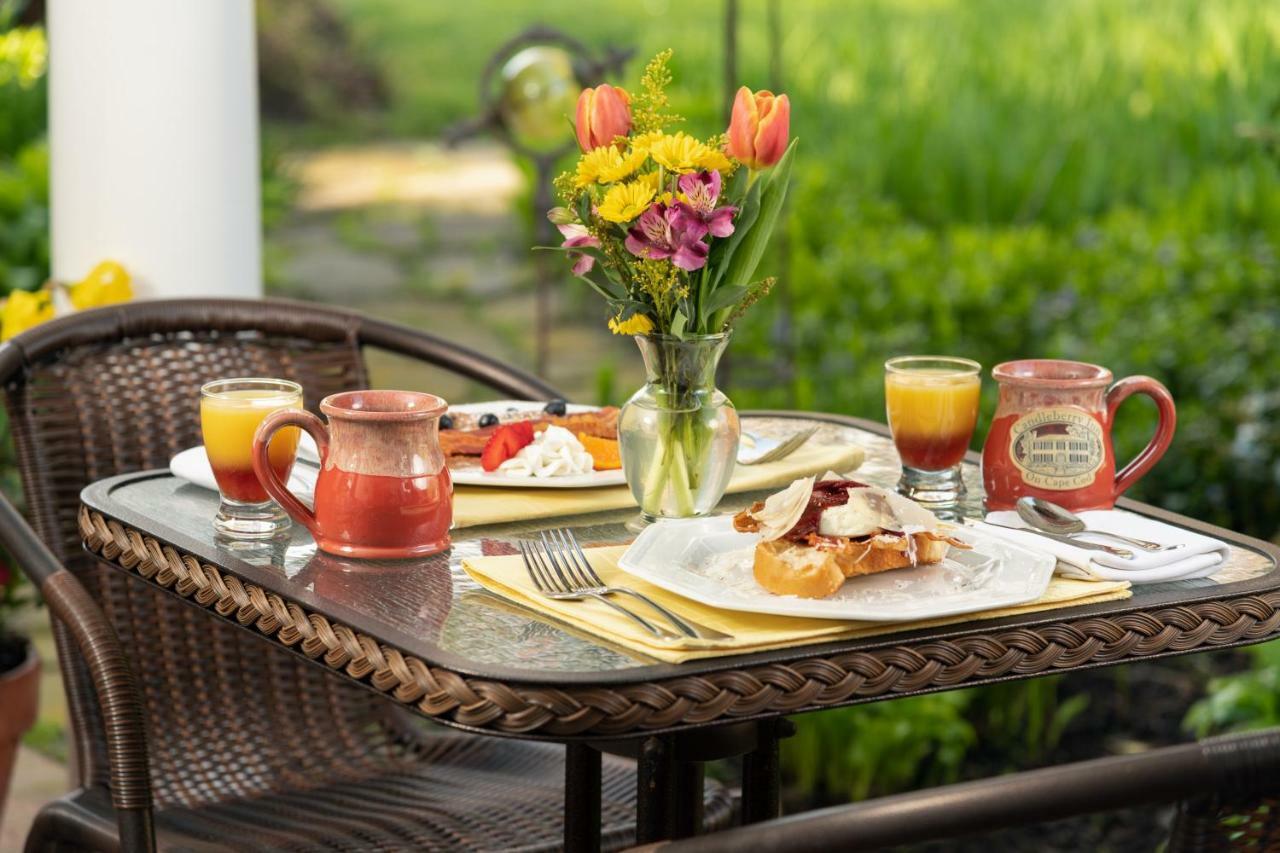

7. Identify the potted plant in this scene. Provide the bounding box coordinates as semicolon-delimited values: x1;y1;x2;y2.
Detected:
548;50;795;522
0;552;39;828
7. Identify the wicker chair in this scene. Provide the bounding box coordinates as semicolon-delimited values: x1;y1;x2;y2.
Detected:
0;299;732;852
635;726;1280;852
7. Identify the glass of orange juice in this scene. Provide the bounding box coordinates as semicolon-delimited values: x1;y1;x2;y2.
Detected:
200;378;303;537
885;356;981;506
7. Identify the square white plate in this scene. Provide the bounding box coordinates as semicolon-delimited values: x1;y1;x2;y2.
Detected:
617;516;1055;622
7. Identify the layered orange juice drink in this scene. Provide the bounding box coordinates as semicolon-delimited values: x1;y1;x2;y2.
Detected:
200;378;302;535
884;357;981;505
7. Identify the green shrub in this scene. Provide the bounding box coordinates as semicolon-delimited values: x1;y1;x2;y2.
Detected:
0;139;48;295
0;25;45;157
731;199;1280;538
0;22;46;296
1185;641;1280;737
785;693;976;801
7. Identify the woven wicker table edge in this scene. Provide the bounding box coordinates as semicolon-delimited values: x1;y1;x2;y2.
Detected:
79;504;1280;739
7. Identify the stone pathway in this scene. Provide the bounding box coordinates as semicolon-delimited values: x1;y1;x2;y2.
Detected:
268;140;644;402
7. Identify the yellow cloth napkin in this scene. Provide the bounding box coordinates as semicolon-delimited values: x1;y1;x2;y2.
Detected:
462;545;1132;664
451;440;866;529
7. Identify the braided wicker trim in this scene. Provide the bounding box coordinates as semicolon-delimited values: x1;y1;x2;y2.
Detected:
80;506;1280;738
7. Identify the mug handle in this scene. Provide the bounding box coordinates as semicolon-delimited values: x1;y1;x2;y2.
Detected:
253;409;329;536
1106;375;1176;501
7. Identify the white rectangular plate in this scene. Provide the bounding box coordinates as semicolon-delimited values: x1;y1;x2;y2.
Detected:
617;516;1055;622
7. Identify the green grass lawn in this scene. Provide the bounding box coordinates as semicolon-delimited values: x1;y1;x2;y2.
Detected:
331;0;1280;228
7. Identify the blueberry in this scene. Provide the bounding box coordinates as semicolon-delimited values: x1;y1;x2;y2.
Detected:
439;414;455;430
544;398;568;416
478;413;499;428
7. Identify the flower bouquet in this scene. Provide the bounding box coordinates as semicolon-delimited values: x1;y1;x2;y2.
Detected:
547;51;794;520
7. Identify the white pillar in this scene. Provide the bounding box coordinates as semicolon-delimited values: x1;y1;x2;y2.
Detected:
48;0;262;299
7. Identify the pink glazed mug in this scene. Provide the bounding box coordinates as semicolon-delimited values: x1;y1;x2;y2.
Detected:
253;390;453;559
981;360;1176;512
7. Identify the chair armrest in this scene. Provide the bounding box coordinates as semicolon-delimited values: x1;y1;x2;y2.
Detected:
356;314;563;401
0;495;155;853
645;727;1280;852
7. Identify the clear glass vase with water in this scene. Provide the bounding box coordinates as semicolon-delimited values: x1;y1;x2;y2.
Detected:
618;333;740;523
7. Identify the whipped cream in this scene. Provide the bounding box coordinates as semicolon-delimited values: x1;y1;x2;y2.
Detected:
818;486;939;537
498;425;595;478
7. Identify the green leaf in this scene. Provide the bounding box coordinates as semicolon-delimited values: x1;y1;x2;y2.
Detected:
704;176;763;293
723;165;750;205
703;283;749;316
669;308;688;339
719;139;797;291
581;276;624;301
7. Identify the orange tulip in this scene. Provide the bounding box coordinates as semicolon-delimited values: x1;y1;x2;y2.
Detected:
574;84;632;152
726;86;790;170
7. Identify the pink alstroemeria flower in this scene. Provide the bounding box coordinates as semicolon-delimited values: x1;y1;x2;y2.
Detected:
624;202;710;271
558;223;600;276
671;171;736;240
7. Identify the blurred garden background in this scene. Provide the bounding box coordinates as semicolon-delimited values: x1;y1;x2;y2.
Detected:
3;0;1280;847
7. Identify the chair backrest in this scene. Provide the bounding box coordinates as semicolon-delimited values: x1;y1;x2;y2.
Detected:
0;298;552;808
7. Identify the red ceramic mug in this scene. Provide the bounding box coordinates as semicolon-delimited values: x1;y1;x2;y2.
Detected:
981;360;1176;512
252;390;453;559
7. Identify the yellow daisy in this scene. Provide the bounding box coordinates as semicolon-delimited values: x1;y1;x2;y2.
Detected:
599;147;647;183
597;180;656;223
630;131;666;155
634;171;663;193
608;313;655;335
646;132;725;174
694;146;733;173
575;145;646;187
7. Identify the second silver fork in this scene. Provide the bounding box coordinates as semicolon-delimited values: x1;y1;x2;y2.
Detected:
542;528;733;641
520;539;680;639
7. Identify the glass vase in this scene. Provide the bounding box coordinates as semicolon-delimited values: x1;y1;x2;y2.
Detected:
619;333;740;523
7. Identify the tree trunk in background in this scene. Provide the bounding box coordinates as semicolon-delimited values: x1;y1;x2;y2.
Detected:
48;0;262;298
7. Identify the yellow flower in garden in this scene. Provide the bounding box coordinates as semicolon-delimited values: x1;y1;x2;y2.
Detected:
1;289;54;341
575;145;646;187
597;180;656;223
69;260;133;310
608;313;655;335
646;132;731;174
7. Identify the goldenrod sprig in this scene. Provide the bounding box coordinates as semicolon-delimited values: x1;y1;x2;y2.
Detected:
631;49;683;134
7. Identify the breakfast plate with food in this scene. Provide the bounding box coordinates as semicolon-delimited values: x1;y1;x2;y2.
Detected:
441;400;625;488
618;475;1055;621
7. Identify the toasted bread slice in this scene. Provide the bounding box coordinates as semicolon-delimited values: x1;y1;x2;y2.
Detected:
751;534;956;599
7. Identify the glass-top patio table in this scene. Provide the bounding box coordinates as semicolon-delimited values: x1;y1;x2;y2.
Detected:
78;412;1280;851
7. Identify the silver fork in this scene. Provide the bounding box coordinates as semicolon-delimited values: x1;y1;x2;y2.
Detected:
738;426;819;466
519;539;679;640
544;528;734;641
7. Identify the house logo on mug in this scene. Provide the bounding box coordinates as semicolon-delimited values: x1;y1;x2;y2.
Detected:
1008;407;1105;490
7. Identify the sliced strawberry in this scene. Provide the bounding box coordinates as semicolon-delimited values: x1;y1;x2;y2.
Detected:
480;421;536;472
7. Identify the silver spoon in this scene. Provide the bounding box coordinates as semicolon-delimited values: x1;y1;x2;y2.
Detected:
1016;497;1177;552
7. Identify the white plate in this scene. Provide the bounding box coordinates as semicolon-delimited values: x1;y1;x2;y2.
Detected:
616;516;1055;622
445;401;626;489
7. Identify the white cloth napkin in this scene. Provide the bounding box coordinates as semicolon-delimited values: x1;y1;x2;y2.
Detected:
973;510;1229;583
170;434;319;502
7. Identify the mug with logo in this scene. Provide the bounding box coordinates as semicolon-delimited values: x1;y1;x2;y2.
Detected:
981;360;1176;512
